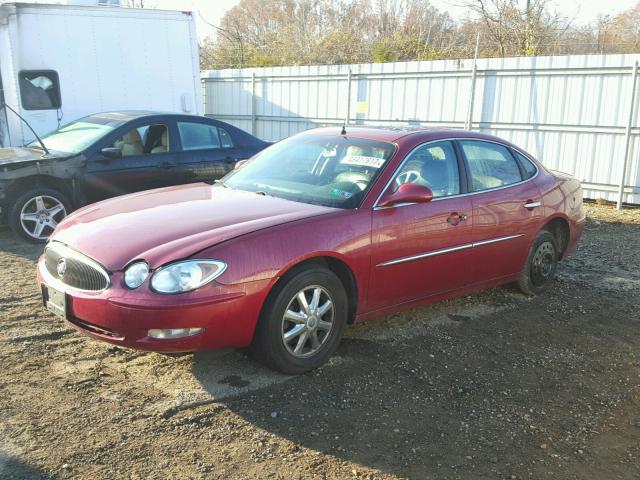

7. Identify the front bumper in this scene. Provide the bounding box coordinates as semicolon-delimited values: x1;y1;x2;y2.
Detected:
37;256;272;353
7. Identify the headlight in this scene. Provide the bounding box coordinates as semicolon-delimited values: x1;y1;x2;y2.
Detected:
124;261;149;289
150;260;227;294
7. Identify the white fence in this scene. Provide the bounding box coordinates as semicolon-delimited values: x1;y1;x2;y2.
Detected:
202;54;640;205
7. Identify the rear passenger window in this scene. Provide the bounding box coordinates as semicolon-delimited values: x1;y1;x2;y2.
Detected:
513;150;538;179
460;140;522;191
219;128;234;148
178;122;221;150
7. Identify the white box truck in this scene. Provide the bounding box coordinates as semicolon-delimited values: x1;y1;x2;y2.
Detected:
0;1;202;148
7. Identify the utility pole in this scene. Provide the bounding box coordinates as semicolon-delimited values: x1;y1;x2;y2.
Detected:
465;33;481;131
618;61;639;210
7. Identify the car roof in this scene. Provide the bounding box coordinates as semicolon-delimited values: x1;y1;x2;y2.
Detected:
84;111;192;121
299;125;514;145
76;111;230;130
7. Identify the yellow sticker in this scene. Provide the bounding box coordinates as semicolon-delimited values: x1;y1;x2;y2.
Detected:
356;101;369;114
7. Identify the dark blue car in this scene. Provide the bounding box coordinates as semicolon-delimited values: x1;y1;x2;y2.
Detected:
0;111;270;242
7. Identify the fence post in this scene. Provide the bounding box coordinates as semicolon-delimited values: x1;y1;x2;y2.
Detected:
617;60;639;210
250;72;257;135
465;33;481;131
345;67;352;126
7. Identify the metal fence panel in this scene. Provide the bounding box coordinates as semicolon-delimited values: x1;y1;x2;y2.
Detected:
202;54;640;204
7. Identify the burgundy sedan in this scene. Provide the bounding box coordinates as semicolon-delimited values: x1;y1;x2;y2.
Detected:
37;127;585;373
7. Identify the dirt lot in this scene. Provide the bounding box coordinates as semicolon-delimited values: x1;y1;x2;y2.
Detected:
1;203;639;480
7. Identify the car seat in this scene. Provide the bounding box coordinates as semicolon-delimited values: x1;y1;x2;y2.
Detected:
151;130;169;154
345;146;365;157
115;130;144;156
336;146;372;189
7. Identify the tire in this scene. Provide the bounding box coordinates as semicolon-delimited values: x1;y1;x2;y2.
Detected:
8;188;72;244
251;266;348;374
516;230;559;295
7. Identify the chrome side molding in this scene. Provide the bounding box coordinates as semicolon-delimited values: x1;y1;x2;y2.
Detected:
377;234;525;267
377;243;473;267
472;234;524;247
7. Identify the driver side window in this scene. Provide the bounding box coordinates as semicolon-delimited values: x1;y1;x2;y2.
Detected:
393;141;460;198
112;124;169;157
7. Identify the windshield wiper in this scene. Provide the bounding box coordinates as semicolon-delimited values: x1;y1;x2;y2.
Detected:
2;102;50;155
212;179;227;187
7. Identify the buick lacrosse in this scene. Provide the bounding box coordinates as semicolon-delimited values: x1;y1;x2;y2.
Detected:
37;127;585;373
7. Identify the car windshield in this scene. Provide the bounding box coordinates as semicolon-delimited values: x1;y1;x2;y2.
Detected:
28;115;125;154
223;135;396;209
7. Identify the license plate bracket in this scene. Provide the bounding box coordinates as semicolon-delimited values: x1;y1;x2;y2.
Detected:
42;284;67;320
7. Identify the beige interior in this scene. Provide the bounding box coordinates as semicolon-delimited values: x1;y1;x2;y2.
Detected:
151;130;169;154
114;130;144;156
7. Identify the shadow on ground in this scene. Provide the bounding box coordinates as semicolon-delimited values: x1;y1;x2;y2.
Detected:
0;227;43;262
0;453;56;480
187;276;640;479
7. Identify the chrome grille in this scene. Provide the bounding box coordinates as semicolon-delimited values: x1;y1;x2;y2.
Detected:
44;242;110;292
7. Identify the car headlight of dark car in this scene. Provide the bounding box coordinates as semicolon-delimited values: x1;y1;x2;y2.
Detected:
149;260;227;294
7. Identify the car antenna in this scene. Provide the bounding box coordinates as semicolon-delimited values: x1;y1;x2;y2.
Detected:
0;102;50;155
340;122;347;135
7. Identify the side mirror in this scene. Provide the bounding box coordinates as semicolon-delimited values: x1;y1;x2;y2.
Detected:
377;183;433;208
234;159;249;170
100;147;122;159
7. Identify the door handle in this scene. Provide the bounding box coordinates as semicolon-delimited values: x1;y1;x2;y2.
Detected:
523;200;542;209
224;156;237;163
447;212;467;225
159;162;174;169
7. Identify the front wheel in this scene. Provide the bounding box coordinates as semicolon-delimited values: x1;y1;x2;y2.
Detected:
8;188;71;243
251;266;348;374
516;230;559;295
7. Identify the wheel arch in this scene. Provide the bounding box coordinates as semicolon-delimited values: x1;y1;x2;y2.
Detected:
269;255;359;325
541;215;570;259
5;175;75;207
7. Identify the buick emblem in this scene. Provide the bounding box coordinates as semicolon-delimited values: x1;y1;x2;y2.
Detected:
57;258;67;277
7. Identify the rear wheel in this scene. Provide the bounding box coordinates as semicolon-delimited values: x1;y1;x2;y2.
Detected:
516;230;559;295
8;188;71;243
251;266;348;374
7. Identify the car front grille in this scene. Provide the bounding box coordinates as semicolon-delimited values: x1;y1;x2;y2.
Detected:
44;242;110;292
67;317;123;339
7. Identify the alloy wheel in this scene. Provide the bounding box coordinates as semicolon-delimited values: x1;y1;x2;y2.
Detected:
20;195;66;240
281;285;335;358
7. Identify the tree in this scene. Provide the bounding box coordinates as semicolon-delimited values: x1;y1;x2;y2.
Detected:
199;0;640;69
459;0;570;56
597;4;640;53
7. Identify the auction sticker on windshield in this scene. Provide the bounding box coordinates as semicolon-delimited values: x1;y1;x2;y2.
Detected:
340;155;386;168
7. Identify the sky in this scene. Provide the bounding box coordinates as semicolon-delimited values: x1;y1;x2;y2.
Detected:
150;0;640;40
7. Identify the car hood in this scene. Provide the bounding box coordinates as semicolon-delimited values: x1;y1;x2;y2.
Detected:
52;183;338;271
0;147;66;165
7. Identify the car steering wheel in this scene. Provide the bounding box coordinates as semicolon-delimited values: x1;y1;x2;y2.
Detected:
395;170;423;186
334;172;371;191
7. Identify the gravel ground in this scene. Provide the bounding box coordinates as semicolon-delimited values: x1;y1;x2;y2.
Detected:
0;203;639;480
